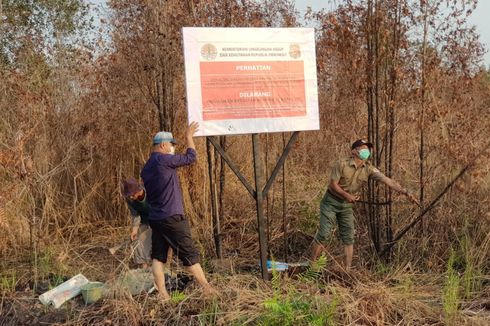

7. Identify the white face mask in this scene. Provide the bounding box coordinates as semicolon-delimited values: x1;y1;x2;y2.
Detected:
169;145;175;155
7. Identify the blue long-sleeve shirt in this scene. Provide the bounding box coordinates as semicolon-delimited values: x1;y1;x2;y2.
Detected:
141;148;196;220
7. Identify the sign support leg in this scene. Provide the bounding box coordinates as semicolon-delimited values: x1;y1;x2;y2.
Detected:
207;137;222;258
252;134;269;280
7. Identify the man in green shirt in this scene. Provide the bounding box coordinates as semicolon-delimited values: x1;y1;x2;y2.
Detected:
122;178;154;268
310;139;419;270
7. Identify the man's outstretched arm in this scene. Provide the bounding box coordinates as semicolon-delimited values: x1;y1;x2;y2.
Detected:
378;176;420;205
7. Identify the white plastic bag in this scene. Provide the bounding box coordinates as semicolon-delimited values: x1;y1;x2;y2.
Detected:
39;274;89;308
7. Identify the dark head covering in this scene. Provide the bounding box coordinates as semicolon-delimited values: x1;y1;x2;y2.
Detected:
122;178;142;197
351;139;373;150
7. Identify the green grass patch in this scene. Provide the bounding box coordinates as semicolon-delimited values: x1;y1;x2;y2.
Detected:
170;290;186;304
0;270;17;294
443;249;460;324
260;257;337;325
197;299;220;325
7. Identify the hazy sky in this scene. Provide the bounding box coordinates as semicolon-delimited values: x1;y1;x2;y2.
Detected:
296;0;490;66
88;0;490;66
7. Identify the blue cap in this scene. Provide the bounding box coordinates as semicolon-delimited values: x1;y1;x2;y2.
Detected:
153;131;177;145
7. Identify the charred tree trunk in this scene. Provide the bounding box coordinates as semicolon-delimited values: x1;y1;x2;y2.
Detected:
383;0;401;258
419;0;429;233
366;0;382;253
366;0;401;257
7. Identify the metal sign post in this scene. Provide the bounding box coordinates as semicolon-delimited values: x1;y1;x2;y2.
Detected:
207;131;300;280
252;134;268;280
206;140;222;259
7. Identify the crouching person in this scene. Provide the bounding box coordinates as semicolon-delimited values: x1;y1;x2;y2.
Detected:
122;178;153;268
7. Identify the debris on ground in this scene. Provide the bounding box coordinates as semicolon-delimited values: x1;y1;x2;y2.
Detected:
265;260;309;272
36;268;195;309
38;274;89;308
104;268;193;298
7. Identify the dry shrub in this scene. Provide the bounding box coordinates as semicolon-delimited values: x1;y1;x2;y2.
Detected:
1;1;489;325
339;280;438;325
4;263;489;325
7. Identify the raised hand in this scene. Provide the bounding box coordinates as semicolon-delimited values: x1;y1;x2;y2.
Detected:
186;121;199;139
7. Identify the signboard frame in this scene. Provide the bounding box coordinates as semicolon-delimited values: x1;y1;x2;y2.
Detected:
183;27;319;136
183;27;319;279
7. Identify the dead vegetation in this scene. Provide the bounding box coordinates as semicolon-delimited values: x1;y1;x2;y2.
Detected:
1;0;490;325
2;243;489;325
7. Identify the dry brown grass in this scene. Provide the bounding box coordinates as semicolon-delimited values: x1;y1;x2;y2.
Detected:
2;270;489;325
1;225;489;326
1;141;489;325
1;130;489;325
1;3;489;324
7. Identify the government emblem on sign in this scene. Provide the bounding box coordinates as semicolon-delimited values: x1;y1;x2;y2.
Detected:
201;44;218;61
289;44;301;59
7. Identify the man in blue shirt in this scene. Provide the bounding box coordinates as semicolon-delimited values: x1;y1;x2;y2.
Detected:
141;122;215;301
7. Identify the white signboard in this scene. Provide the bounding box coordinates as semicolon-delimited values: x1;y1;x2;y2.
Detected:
183;27;319;136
